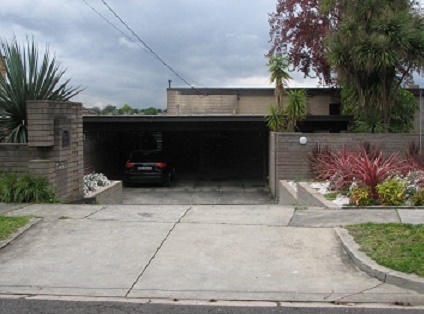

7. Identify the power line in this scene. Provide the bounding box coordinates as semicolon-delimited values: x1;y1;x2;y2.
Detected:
81;0;151;56
98;0;201;91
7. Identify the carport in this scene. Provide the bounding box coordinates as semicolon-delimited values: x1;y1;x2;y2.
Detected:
83;115;269;182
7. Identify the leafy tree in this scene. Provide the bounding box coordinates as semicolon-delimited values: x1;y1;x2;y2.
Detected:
101;105;116;115
90;106;102;115
121;104;133;114
268;0;338;85
268;55;291;109
324;0;424;128
0;37;82;143
143;107;158;115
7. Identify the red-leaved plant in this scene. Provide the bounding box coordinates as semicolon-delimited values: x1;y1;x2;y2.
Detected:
306;143;408;198
406;142;424;172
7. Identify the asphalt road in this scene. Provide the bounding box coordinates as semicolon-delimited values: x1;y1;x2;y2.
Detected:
0;299;422;314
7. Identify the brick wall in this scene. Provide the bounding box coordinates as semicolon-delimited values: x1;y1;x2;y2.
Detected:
269;132;421;196
0;144;37;172
0;101;84;202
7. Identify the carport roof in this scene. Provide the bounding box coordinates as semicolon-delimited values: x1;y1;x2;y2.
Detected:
83;114;268;132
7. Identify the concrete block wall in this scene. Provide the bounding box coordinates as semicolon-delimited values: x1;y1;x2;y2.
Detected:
167;90;238;115
269;132;421;197
0;144;37;172
0;101;84;202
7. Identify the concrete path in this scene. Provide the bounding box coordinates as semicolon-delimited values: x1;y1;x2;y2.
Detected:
0;204;423;305
122;179;274;205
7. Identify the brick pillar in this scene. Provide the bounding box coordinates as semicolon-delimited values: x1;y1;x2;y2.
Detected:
26;101;84;202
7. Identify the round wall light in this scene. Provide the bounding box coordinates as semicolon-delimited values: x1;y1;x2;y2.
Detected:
299;136;307;145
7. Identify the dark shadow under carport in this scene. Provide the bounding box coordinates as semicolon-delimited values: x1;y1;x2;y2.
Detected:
83;115;269;184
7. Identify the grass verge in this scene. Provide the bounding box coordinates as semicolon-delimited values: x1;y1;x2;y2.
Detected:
346;223;424;277
0;216;31;241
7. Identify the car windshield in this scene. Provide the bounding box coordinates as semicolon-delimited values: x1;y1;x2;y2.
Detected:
130;151;164;162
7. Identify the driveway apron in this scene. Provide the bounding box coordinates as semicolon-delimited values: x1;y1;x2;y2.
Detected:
0;204;422;304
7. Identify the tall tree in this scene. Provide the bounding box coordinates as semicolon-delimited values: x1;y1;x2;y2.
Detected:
324;0;424;127
0;37;82;143
268;0;339;85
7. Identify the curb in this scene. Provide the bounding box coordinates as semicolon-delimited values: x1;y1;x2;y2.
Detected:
0;217;42;250
335;227;424;294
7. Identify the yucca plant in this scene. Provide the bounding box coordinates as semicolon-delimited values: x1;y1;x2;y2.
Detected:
285;89;307;132
0;37;83;143
268;55;291;109
265;105;286;132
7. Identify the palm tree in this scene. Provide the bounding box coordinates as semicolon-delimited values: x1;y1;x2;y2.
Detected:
0;37;83;143
325;0;424;129
268;55;291;109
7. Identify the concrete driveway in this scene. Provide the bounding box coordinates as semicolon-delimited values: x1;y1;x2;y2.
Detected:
122;178;274;205
1;204;423;305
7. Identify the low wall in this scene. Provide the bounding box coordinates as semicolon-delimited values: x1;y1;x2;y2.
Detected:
84;181;122;204
0;144;37;172
0;101;84;202
269;132;421;197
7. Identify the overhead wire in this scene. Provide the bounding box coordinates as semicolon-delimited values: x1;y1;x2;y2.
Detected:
81;0;151;56
82;0;203;94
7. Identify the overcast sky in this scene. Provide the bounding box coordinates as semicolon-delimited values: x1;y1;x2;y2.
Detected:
1;0;323;109
3;1;423;110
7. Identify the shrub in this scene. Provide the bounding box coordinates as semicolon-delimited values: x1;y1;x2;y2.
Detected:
349;185;374;206
412;189;424;206
376;178;407;206
307;143;407;199
406;142;424;172
0;172;57;203
306;144;332;178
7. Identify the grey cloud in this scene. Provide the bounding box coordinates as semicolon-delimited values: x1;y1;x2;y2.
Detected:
2;0;277;108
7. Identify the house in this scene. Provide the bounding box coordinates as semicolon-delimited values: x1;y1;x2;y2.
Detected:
167;86;424;132
83;86;424;182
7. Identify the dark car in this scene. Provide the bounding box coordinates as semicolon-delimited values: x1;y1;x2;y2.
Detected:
123;150;174;187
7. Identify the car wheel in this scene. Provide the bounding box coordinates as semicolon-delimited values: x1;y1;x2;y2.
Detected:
123;180;131;187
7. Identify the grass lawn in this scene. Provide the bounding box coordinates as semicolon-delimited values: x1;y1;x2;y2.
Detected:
346;223;424;277
0;216;31;241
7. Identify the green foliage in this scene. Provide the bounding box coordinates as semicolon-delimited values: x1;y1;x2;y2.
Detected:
343;88;418;133
326;0;424;129
376;178;407;206
101;105;117;115
347;223;424;277
143;107;158;115
0;37;82;143
325;192;337;200
390;90;419;133
121;104;132;113
0;216;31;241
412;189;424;206
265;89;308;132
0;172;58;203
285;89;307;131
268;55;291;108
265;105;285;132
349;185;374;206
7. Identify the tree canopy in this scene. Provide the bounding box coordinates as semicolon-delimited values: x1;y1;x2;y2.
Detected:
269;0;424;131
